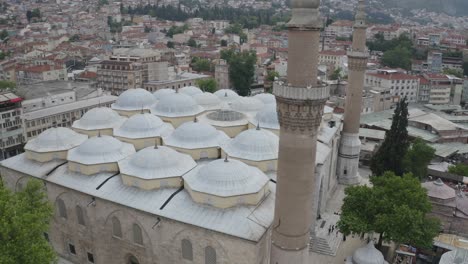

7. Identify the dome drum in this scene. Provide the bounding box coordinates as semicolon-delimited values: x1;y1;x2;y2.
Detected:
115;137;164;151
68;161;120;176
220;151;277;172
113;108;151;118
72;107;126;137
158;115;200;129
73;127;114;137
121;174;183;190
166;146;221;161
26;150;69;163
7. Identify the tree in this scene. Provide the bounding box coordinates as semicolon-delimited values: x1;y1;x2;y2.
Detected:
69;34;80;42
144;25;152;33
403;139;435;179
381;46;412;70
266;70;279;82
220;39;228;47
0;80;16;90
448;163;468;176
191;57;213;72
196;78;217;93
167;41;175;48
0;29;8;41
338;172;440;249
443;68;464;78
221;49;257;96
371;97;409;176
187;38;197;47
330;67;342;80
0;179;56;263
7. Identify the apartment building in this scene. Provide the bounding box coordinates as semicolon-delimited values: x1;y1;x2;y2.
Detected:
0;93;24;160
319;50;348;72
365;69;420;102
423;74;463;105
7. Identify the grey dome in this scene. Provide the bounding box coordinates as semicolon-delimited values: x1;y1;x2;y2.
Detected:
112;88;155;111
25;127;87;153
72;107;126;131
422;179;456;200
118;146;196;180
164;121;229;149
179;86;203;96
153;88;175;101
221;128;279;161
252;104;279;130
193;92;222;111
151;93;203;117
183;158;269;197
352;242;385;264
254;93;276;105
214;89;239;102
114;113;173;139
230;97;264;114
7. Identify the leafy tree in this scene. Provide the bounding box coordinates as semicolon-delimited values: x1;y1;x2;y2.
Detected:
330;67;342;80
187;38;197;47
266;70;279;82
221;49;257;96
144;25;151;33
0;179;56;263
191;57;213;72
26;9;41;23
448;163;468;176
381;46;412;70
167;41;175;48
371;97;409;176
220;39;228;47
166;24;189;38
403;139;435;179
69;34;80;42
196;78;217;93
443;68;464;78
0;29;8;41
0;80;16;90
338;172;440;249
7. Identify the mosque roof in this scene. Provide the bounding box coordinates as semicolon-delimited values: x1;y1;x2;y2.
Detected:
439;248;468;264
67;135;135;165
193;92;222;111
214;89;239;102
253;93;276;105
111;88;155;111
163;120;229;149
24;127;87;153
118;146;196;180
113;113;173;139
153;88;175;101
352;242;385;264
179;86;203;96
183;158;269;197
72;107;126;131
198;109;249;127
221;128;279;161
230;97;264;115
151;93;203;117
422;179;456;200
251;104;279;130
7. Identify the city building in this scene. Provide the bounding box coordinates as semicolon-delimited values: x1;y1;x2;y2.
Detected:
0;92;24;160
366;69;420;102
215;59;230;90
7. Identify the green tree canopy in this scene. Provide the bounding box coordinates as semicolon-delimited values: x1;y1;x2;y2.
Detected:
266;70;279;82
196;78;217;93
187;38;197;47
0;80;16;90
167;41;175;49
371;97;409;176
221;49;257;96
448;163;468;176
338;172;440;249
443;68;464;78
381;46;412;70
0;179;56;264
191;57;213;72
330;67;342;80
403;138;436;179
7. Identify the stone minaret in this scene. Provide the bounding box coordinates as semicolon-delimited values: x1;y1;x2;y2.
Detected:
337;0;368;185
270;0;329;263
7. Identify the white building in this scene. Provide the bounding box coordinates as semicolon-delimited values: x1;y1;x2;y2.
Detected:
366;69;420;102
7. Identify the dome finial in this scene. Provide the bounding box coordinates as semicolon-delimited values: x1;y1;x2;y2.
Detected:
256;121;261;130
140;104;144;114
194;116;198;123
224;155;229;162
154;139;159;149
98;130;101;137
224;91;228;97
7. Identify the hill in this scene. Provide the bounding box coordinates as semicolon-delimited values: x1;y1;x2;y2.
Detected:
380;0;468;17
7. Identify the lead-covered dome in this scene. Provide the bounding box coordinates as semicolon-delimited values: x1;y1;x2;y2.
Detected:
112;88;155;112
352;242;386;264
114;113;173;139
179;86;203;96
214;89;239;103
151;93;203;117
252;104;279;130
153;88;175;101
164;120;228;149
118;146;196;190
25;127;87;153
193;92;222;111
222;128;279;161
422;178;456;201
230;97;264;116
183;159;270;208
67;135;135;165
254;93;276;105
72;107;126;131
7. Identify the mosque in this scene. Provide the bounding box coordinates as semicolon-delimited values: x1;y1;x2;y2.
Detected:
0;0;386;264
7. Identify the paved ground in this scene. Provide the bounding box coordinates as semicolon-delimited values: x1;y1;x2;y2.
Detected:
309;167;372;264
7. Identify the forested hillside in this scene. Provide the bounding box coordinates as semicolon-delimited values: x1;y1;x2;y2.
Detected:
381;0;468;16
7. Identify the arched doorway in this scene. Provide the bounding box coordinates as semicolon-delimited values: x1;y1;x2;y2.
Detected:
127;255;139;264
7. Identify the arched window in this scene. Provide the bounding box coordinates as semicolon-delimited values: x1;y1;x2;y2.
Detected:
127;255;139;264
112;217;122;238
205;246;216;264
76;206;85;226
181;239;193;260
57;198;67;219
132;224;143;245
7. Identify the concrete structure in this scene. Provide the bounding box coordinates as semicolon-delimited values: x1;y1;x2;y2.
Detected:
365;69;420;103
215;60;230;90
270;0;328;262
97;61;145;95
337;0;368;186
0;93;24;160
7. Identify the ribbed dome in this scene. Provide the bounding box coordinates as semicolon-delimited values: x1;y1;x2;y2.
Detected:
231;97;264;114
254;93;276;105
179;86;203;96
153;88;175;101
193;92;222;111
253;105;279;130
151;93;203;117
67;135;135;165
114;113;173;139
118;146;196;180
72;107;126;130
206;110;245;122
25;127;87;153
183;158;269;197
164;121;229;149
222;128;279;161
112;88;155;111
422;179;456;200
214;89;239;102
352;242;385;264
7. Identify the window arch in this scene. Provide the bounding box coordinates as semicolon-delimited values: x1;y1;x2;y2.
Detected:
76;206;85;226
205;246;216;264
181;239;193;260
132;223;143;245
57;198;67;219
112;217;122;238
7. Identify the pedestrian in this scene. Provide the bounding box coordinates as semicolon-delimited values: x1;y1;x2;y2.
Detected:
331;225;335;232
343;235;346;241
328;226;331;235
